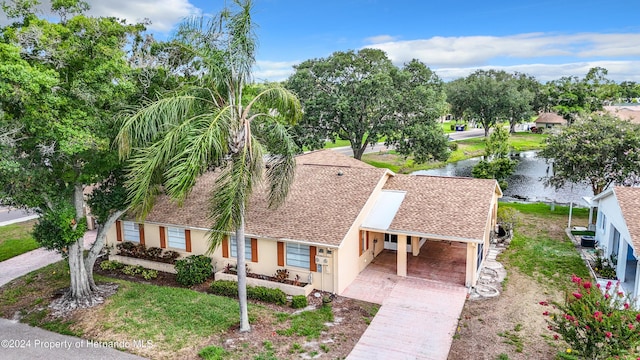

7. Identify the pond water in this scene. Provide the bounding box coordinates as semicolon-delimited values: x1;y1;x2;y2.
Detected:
413;150;593;205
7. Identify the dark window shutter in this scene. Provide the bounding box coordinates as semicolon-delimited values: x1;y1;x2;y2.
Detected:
277;241;284;266
159;226;166;248
222;236;229;258
116;220;122;242
139;224;145;245
251;238;258;262
310;246;317;272
185;229;192;252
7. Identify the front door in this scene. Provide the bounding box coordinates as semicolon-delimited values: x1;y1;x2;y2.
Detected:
384;234;412;252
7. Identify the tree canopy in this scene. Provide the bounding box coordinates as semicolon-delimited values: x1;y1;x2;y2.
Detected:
0;0;146;305
286;50;449;161
545;67;613;123
539;113;640;195
446;69;535;137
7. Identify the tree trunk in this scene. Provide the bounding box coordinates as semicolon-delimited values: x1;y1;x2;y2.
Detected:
68;183;93;300
85;209;126;290
236;207;250;332
484;125;490;137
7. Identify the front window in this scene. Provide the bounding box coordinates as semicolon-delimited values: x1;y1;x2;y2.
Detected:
123;221;139;242
167;227;185;250
230;235;253;261
286;243;309;268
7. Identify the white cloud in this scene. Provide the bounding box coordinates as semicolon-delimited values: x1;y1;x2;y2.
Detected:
361;32;640;82
86;0;200;32
364;35;399;44
434;61;640;83
254;60;300;82
0;0;201;32
365;33;640;67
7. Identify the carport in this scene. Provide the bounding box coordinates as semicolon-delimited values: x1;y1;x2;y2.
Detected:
370;241;467;285
360;176;501;288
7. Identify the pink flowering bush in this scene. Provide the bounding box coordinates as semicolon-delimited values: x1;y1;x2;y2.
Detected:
541;275;640;359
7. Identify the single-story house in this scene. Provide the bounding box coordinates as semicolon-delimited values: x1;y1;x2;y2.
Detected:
106;150;502;294
604;105;640;124
593;186;640;299
535;112;567;128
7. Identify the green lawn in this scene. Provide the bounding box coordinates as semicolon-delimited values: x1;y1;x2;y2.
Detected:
499;202;591;289
361;132;547;174
500;202;589;219
0;221;39;262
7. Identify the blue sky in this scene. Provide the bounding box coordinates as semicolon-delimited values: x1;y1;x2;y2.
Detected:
5;0;640;82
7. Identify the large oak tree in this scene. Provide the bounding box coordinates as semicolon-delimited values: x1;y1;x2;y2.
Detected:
286;50;449;161
539;113;640;195
0;0;144;307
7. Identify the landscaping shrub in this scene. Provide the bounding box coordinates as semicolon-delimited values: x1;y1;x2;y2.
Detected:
145;247;162;259
99;260;124;271
161;250;180;263
291;295;308;309
140;268;158;280
175;255;213;286
542;274;640;359
447;142;458;151
247;286;286;305
209;280;238;297
209;281;287;306
122;265;142;276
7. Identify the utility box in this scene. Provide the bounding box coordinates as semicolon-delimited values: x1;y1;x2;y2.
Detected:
580;235;596;248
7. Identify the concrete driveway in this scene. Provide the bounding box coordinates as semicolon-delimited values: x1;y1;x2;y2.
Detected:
343;267;467;359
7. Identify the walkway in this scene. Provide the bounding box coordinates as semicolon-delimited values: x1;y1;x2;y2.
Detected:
343;265;467;359
0;230;145;359
0;231;96;287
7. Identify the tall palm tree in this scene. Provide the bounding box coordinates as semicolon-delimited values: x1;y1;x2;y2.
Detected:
115;0;301;332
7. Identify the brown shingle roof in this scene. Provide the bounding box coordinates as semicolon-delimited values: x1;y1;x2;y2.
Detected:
604;106;640;124
145;150;388;246
614;186;640;252
382;175;501;241
535;112;567;125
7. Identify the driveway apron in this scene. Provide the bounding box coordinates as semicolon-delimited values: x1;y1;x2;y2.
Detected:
344;271;467;360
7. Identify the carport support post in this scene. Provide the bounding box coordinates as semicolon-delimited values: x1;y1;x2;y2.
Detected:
397;235;407;277
412;237;420;256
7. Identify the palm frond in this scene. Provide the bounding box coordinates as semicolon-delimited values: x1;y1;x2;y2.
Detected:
163;107;234;203
244;86;302;125
116;94;212;159
207;156;248;251
252;120;298;208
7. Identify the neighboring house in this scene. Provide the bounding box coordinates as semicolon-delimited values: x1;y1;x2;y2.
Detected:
593;186;640;299
535;112;567;128
105;150;502;294
604;105;640;124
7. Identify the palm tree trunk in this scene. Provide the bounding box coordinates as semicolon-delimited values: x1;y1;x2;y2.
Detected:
236;206;250;332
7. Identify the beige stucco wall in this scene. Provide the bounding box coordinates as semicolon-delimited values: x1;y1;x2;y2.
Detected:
105;221;334;292
336;173;391;294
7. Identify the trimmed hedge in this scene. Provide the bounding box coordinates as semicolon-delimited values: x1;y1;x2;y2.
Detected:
291;295;308;309
210;280;287;305
175;255;213;286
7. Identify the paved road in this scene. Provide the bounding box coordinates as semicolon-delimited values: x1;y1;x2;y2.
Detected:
0;318;145;360
329;128;486;158
0;207;38;226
